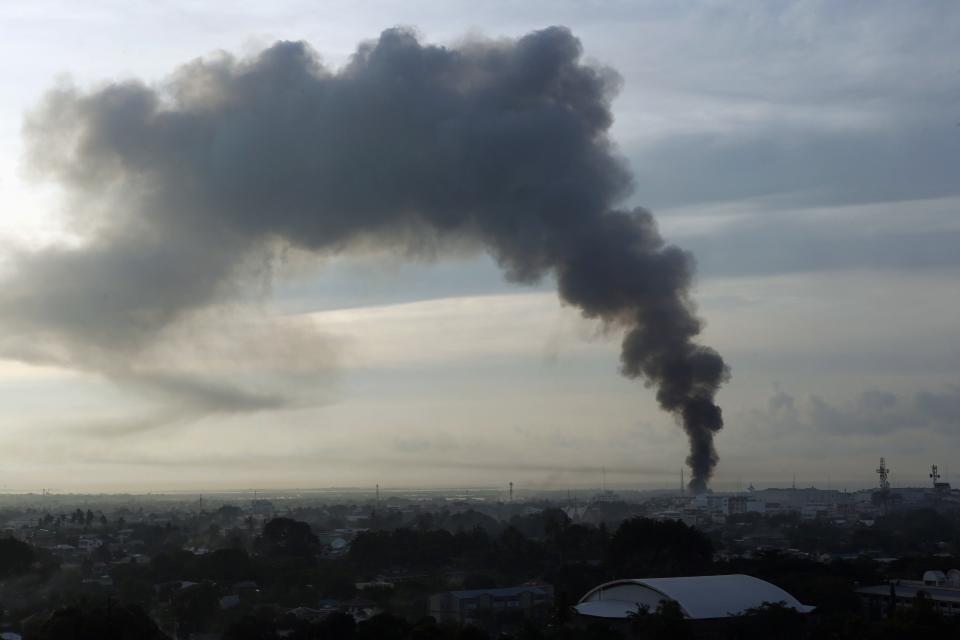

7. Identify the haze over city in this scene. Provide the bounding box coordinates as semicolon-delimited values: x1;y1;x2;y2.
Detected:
0;1;958;494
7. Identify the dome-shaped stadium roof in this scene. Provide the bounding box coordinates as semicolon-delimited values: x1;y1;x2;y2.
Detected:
576;574;814;621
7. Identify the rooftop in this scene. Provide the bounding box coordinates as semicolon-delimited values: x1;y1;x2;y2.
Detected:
856;583;960;603
577;574;814;620
447;585;552;600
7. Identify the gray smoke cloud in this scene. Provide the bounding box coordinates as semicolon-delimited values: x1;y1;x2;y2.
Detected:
4;27;728;490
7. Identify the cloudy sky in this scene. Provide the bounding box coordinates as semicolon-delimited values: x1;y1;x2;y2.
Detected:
0;1;957;493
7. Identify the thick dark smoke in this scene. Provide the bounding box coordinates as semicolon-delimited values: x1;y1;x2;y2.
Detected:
4;27;729;490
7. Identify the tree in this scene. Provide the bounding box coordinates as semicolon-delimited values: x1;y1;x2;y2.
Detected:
218;504;244;522
626;600;689;640
38;603;168;640
414;512;435;531
356;613;411;640
608;518;712;576
495;526;544;578
198;547;257;583
727;601;806;640
311;611;356;640
171;583;219;635
225;615;280;640
0;537;35;577
255;518;320;558
511;508;571;540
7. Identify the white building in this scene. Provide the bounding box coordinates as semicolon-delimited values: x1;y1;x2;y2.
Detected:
575;574;814;621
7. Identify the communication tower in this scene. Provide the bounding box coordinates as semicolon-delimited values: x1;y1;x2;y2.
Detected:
876;458;890;491
876;458;891;514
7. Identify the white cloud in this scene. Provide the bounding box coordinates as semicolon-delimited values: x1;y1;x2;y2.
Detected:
307;292;607;368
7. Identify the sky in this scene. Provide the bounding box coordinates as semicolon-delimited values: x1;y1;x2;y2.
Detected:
0;1;957;493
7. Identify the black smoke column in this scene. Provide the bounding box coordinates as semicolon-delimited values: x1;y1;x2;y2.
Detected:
7;26;730;490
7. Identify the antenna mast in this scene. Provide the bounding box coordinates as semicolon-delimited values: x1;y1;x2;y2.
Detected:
876;458;891;514
930;464;944;503
876;458;890;491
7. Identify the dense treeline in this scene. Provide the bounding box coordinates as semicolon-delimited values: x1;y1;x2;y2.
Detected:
5;507;960;639
30;598;960;640
721;508;960;557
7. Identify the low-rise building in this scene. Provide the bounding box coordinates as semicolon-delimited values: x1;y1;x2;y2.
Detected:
856;570;960;618
429;584;554;630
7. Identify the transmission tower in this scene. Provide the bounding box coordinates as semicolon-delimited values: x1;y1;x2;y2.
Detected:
876;458;890;491
930;464;940;487
876;458;891;514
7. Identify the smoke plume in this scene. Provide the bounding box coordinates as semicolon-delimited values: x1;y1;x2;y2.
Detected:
4;27;729;490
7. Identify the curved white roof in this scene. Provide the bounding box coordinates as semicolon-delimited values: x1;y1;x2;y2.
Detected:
576;600;642;619
576;574;814;620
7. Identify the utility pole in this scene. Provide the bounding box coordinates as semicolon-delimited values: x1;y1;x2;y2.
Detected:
509;482;514;503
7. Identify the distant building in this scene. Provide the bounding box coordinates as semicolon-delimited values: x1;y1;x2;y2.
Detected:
429;584;553;631
77;537;102;553
857;570;960;618
355;576;395;590
727;495;748;515
340;599;382;622
593;490;621;504
690;493;767;516
563;504;589;521
250;499;274;515
800;503;833;520
287;606;327;622
651;511;699;527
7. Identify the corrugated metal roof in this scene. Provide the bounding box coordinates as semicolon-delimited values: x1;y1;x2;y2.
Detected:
577;574;814;620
